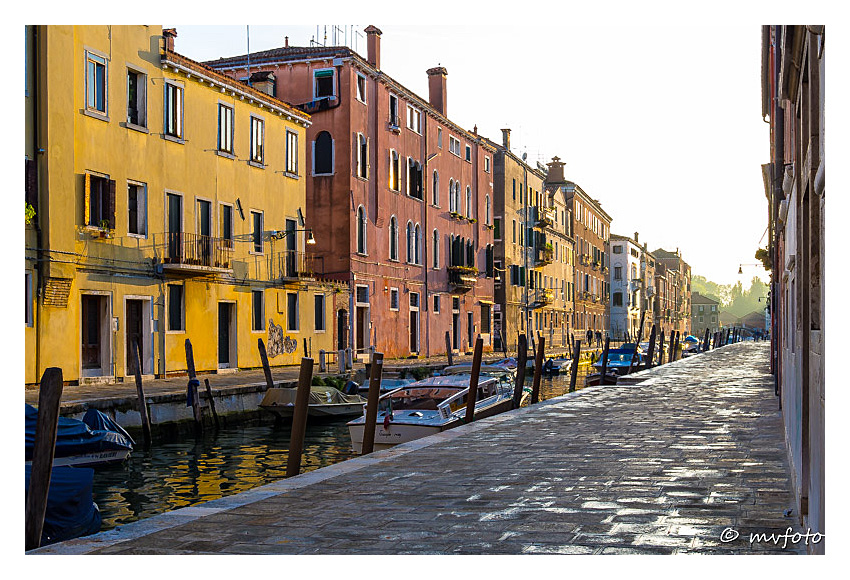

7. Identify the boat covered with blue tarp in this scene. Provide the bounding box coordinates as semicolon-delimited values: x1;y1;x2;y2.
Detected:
25;464;102;546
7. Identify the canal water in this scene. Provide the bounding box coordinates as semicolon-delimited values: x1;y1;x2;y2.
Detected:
91;371;588;531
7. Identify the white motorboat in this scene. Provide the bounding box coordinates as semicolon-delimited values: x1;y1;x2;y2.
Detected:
259;385;367;419
347;373;515;454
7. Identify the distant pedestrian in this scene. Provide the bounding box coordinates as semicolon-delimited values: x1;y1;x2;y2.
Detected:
595;331;602;348
586;329;593;346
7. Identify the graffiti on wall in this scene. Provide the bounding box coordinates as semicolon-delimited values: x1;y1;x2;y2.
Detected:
267;319;298;357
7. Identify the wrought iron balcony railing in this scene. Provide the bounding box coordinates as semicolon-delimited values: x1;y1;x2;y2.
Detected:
448;266;477;293
156;232;232;275
271;250;323;280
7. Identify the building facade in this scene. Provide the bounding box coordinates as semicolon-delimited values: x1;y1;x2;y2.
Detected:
761;24;825;549
544;158;611;348
24;25;338;386
205;26;496;359
608;234;642;340
652;248;692;336
690;292;720;336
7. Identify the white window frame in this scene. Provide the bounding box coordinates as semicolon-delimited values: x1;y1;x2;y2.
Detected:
250;115;265;166
313;67;336;100
464;144;472;162
250;210;264;255
217;102;235;155
437;128;443;148
433;294;440;314
127;180;148;238
389;287;400;311
356;72;367;104
432;228;439;269
484;156;490;173
356;205;367;256
314;293;326;332
85;49;108;119
388;93;400;128
389;149;400;192
287;292;300;332
406;104;421;134
163;79;184;141
219;202;234;249
449;135;461;157
166;282;185;333
432;170;439;206
285;129;298;176
126;65;147;129
312;131;335;176
356;133;368;179
389;215;399;261
251;289;265;332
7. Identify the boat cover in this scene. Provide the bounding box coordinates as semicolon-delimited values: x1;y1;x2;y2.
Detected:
25;404;134;462
25;464;102;546
261;386;365;407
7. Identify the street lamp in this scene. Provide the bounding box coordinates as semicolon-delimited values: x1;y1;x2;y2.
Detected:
738;263;760;275
270;229;316;244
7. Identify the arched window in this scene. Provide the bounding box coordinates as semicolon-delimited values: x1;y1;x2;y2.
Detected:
432;229;439;268
389;215;398;260
466;240;474;267
406;221;414;263
448;179;455;212
465;186;472;218
314;131;333;175
454;183;461;216
485;195;491;225
432;170;439;206
389;150;400;191
356;206;366;254
414;223;421;264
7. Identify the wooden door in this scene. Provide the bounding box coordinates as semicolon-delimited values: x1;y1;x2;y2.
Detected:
126;299;143;375
81;295;101;370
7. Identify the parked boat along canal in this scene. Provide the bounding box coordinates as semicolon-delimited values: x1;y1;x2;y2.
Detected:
87;368;590;532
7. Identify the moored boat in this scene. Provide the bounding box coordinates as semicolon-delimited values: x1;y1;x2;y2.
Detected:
347;373;515;454
25;405;134;468
25;464;102;546
259;385;367;419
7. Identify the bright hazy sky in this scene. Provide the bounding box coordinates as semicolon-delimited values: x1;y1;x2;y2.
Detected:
169;20;772;287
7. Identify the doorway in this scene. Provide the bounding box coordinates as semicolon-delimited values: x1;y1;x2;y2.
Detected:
409;292;420;354
126;299;144;376
218;302;236;369
81;294;110;378
337;309;348;350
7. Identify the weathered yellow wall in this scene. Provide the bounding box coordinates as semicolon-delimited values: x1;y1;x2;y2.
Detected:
27;25;333;385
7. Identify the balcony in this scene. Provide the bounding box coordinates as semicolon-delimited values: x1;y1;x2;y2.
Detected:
534;245;554;266
532;206;556;228
531;288;555;308
295;96;337;114
270;250;323;281
156;233;232;276
448;266;477;293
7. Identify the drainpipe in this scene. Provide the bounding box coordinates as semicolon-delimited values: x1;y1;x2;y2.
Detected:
32;25;43;384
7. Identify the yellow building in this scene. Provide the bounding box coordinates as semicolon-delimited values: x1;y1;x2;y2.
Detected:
25;25;340;386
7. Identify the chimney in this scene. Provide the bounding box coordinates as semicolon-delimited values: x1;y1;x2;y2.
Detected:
364;25;382;70
163;28;177;52
285;36;289;48
250;71;276;96
427;66;447;115
634;232;639;243
545;156;565;184
501;128;511;149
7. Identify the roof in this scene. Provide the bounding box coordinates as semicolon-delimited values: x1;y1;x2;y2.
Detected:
691;291;720;305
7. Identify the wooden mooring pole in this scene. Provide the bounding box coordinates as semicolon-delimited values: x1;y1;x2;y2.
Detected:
512;334;528;409
360;352;384;455
445;331;454;366
670;330;676;363
25;367;64;551
132;341;152;447
599;337;610;385
184;339;203;431
204;378;220;430
531;335;545;404
657;330;665;367
568;339;582;393
258;338;276;390
673;331;680;360
286;357;314;478
464;336;484;424
645;325;657;370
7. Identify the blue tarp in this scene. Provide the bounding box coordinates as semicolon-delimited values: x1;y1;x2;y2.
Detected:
25;404;133;463
25;465;102;545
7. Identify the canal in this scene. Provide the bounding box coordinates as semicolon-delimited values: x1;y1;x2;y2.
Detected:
91;370;588;531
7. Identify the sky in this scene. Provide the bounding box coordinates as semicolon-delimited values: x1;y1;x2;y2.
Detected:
168;21;771;287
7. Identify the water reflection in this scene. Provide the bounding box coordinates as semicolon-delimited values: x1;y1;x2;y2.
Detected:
92;418;355;530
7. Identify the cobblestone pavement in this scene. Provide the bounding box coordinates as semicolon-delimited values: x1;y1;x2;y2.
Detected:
32;341;806;555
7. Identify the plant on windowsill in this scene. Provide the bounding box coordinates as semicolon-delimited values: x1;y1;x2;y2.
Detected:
447;265;478;274
468;217;477;224
484;223;494;230
96;219;113;239
449;211;461;219
25;203;36;225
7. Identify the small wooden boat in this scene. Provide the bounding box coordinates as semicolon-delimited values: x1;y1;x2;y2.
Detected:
584;371;620;386
259;385;367;419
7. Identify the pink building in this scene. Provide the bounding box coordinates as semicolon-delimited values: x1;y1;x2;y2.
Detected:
205;26;495;359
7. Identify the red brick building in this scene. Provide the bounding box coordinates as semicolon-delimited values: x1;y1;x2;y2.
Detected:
205;26;495;359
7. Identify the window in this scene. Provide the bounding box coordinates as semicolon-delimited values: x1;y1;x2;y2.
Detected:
481;304;491;334
698;305;704;313
414;224;421;265
437;128;443;148
168;284;184;331
220;204;233;249
314;131;333;174
614;266;622;280
448;179;455;213
84;173;115;229
432;170;439;206
613;245;623;254
217;103;234;154
512;179;516;201
407;105;421;133
389;216;398;261
432;229;439;268
251;211;263;253
389;150;400;191
407;158;423;199
250;116;264;164
465;144;471;162
512;220;516;244
494;217;501;241
449;136;461;156
465;186;471;218
388;94;399;127
285;130;298;175
406;222;414;264
433;294;440;313
356;73;367;103
356;206;367;254
287;293;299;331
164;82;183;139
314;69;335;99
25;272;33;327
698;315;704;323
710;305;717;312
252;290;265;331
126;68;146;127
389;288;399;311
85;51;107;116
485;195;491;225
127;181;147;236
484;156;490;173
485;245;494;277
356;133;368;179
314;294;326;331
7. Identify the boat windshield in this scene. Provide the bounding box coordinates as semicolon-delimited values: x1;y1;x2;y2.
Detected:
378;387;462;412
